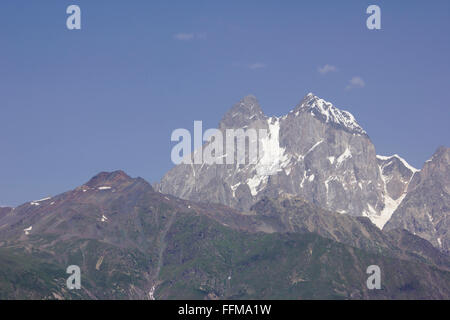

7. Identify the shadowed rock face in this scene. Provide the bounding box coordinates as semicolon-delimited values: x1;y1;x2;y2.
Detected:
156;93;418;230
384;147;450;254
0;207;12;220
248;195;450;271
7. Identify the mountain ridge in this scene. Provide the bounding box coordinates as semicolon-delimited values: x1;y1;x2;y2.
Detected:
0;170;449;299
384;146;449;254
157;93;448;254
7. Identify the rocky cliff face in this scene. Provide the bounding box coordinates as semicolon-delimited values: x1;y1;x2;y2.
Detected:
157;93;417;230
384;147;450;254
0;207;12;221
374;154;418;228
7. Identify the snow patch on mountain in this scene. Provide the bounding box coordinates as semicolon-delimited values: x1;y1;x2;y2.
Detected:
257;117;290;176
30;197;52;206
247;175;267;196
370;193;407;229
246;117;290;196
337;148;352;166
24;226;32;235
366;159;416;229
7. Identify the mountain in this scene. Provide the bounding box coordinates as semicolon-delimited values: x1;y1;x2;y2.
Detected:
374;154;418;228
0;171;449;299
384;147;449;254
248;195;450;272
0;207;12;220
157;93;418;229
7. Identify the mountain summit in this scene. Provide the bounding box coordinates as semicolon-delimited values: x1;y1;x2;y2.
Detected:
219;94;266;130
159;94;390;223
294;93;367;135
85;170;136;188
157;93;447;255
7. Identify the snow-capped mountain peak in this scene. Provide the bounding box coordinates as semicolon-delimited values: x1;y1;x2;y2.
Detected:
296;93;367;135
159;94;448;254
376;154;419;173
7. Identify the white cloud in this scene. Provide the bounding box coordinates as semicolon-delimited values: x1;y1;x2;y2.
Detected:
346;76;365;90
248;63;266;70
318;64;337;75
173;33;207;41
173;33;195;41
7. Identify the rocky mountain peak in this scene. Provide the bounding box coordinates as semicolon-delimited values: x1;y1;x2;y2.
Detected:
294;93;366;135
384;146;449;253
425;146;449;168
219;95;266;130
158;94;447;254
160;93;381;221
0;207;12;220
84;170;135;189
407;147;449;191
376;154;419;173
413;146;449;190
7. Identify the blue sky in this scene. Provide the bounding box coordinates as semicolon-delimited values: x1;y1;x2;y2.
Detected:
0;0;449;206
